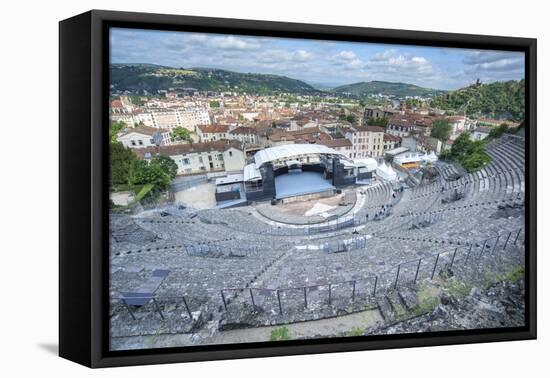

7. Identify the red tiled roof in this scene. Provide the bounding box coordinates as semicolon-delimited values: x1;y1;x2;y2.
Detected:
197;124;229;134
229;126;257;135
119;125;169;137
449;116;466;122
134;140;243;157
269;130;296;142
384;134;401;142
352;125;385;133
317;138;352;148
389;117;415;127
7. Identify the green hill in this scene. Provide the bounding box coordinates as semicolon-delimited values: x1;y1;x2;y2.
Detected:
332;80;445;98
429;79;525;121
110;64;320;95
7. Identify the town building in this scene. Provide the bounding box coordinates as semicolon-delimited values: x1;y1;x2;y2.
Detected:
416;134;443;154
197;124;230;142
363;106;401;120
176;106;211;130
117;125;171;149
387;116;416;137
471;126;492;141
110;106;211;132
135;140;246;175
290;116;318;131
413;117;433;136
345;125;385;158
228;126;258;144
448;116;477;138
316;138;353;159
475;118;520;128
383;133;401;151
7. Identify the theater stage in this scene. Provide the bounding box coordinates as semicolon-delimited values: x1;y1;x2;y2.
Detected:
275;171;335;200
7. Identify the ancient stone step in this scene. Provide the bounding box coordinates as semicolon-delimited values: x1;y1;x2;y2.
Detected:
386;291;408;319
376;296;395;323
398;288;419;311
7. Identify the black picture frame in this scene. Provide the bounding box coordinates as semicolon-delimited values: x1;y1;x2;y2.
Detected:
59;9;537;368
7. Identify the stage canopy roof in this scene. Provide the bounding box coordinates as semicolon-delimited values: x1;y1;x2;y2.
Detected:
254;144;346;168
351;157;378;171
243;163;262;182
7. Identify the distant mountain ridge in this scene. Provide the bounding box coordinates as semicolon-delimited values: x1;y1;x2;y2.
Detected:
332;80;446;97
110;64;320;95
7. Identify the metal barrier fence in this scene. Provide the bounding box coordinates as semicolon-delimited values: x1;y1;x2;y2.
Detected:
113;237;292;258
111;228;525;320
171;175;208;192
111;295;193;321
219;227;525;315
298;234;369;254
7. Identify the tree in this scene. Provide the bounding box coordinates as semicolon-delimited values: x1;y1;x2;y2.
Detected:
366;117;389;127
448;132;491;172
109;121;127;144
127;160;171;191
339;113;356;123
209;100;220;108
129;95;145;106
150;155;178;179
448;132;472;161
110;142;137;186
430;119;452;142
406;98;424;108
171;126;192;143
487;123;510;140
429;79;525;121
460;142;491;172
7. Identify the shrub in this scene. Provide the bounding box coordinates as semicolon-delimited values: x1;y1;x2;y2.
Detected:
110;142;137;186
128;160;171;191
269;326;291;341
447;132;491;172
443;278;474;298
150;154;178;179
413;284;440;316
430;119;452;142
487;123;510;140
346;327;364;337
134;183;154;202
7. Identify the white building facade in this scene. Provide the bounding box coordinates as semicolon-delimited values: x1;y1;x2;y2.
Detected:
139;141;246;175
117;126;171;149
345;125;385;158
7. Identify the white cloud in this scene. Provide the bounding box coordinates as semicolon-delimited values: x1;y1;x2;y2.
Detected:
292;50;314;62
365;50;434;75
478;58;524;71
369;49;397;62
334;50;358;60
207;36;261;50
462;50;524;72
411;56;428;64
462;51;517;65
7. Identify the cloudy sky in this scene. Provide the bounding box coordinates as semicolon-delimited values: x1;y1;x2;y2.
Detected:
110;28;525;90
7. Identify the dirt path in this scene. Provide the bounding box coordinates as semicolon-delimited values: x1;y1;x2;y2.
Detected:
110;308;383;350
173;183;216;209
